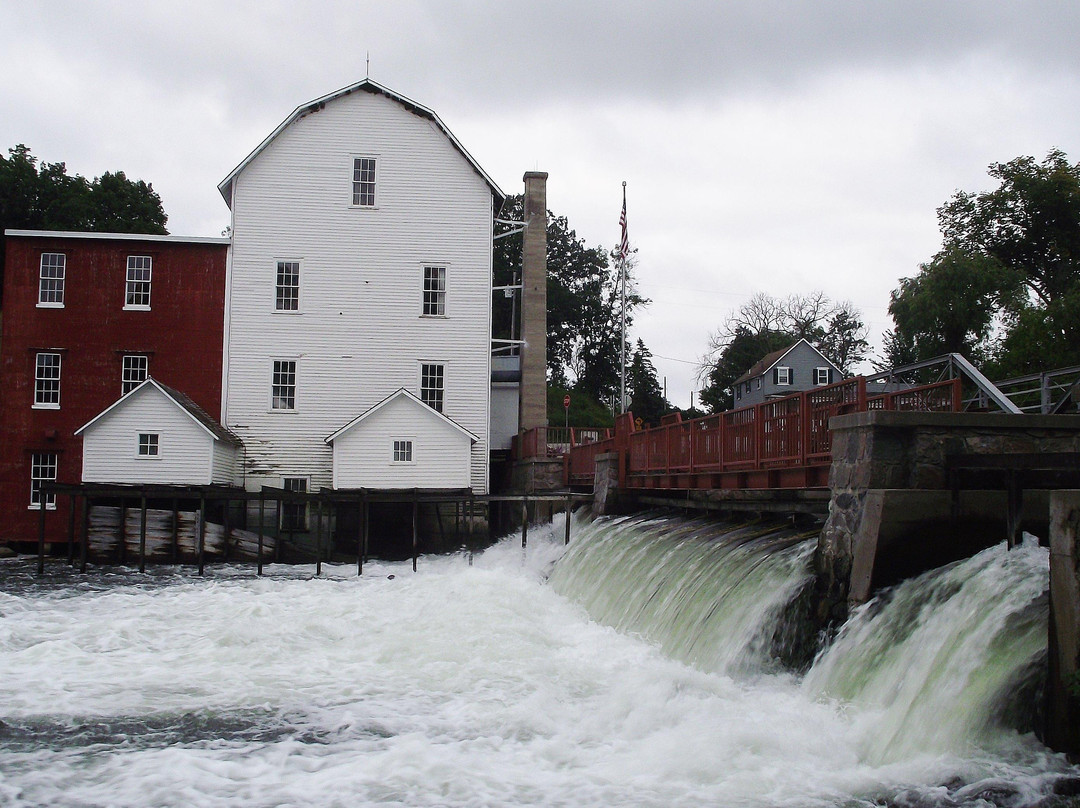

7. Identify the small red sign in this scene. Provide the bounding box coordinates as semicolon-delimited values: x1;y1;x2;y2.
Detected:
563;394;571;409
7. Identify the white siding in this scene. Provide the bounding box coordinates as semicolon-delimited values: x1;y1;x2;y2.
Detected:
226;89;492;494
81;386;217;485
211;439;242;486
331;396;472;489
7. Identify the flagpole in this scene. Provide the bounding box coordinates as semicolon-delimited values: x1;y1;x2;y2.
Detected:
619;181;628;415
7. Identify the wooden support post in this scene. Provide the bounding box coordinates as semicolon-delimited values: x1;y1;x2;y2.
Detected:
171;498;179;564
257;492;265;576
118;499;127;565
1006;472;1022;549
222;496;231;563
565;494;572;545
138;490;148;573
521;497;529;549
412;495;419;572
362;495;370;568
80;495;89;574
357;493;366;576
197;494;206;576
275;498;283;563
37;491;47;576
315;497;324;577
67;494;77;565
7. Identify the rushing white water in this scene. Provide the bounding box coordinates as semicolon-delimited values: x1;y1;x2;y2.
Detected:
0;514;1076;807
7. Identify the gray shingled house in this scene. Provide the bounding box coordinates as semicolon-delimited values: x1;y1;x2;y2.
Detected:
732;339;843;407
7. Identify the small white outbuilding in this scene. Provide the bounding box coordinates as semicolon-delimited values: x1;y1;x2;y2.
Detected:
75;378;243;486
325;388;477;490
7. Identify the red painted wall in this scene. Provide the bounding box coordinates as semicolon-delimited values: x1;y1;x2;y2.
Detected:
0;233;228;544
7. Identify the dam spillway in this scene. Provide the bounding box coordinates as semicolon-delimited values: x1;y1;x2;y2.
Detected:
0;512;1076;807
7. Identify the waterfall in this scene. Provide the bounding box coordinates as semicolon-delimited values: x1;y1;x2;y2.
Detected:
549;513;1053;763
548;512;819;676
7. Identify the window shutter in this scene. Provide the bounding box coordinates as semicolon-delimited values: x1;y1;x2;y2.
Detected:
789;368;795;384
829;369;834;383
772;368;779;385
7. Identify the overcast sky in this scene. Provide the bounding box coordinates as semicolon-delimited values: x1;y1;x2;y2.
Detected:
4;1;1080;407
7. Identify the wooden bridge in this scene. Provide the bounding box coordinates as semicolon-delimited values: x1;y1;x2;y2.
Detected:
516;376;962;492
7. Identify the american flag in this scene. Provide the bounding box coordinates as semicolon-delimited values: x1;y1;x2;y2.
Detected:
619;183;629;262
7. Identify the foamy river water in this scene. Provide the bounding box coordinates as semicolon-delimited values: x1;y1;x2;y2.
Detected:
0;516;1076;807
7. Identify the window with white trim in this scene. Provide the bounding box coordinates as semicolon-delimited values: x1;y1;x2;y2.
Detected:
272;360;297;410
276;260;300;311
38;253;66;306
352;157;376;206
138;433;160;456
393;439;413;463
420;363;444;412
34;353;61;407
125;256;152;308
122;355;148;395
775;366;792;386
422;266;446;316
30;453;57;510
281;477;308;531
814;367;832;386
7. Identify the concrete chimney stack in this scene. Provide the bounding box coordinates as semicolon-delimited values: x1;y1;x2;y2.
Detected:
519;171;548;432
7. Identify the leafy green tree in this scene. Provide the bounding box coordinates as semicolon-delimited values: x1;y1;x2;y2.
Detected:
889;150;1080;375
883;247;1003;367
626;339;671;427
494;195;646;402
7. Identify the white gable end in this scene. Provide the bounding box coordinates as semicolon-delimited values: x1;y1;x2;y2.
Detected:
223;83;494;495
80;384;236;486
329;393;474;489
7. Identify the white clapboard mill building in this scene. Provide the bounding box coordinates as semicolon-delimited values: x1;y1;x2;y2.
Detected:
218;79;505;504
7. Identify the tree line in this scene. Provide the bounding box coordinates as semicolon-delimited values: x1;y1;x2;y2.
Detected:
6;142;1080;421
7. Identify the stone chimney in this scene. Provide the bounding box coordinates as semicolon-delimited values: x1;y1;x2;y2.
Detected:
519;171;548;432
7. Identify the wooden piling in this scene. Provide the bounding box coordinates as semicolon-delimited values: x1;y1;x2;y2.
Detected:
257;492;265;576
37;492;46;576
412;494;418;572
197;494;206;576
138;491;147;573
521;497;529;549
315;498;324;577
79;495;89;573
67;495;77;565
565;494;572;545
357;493;367;576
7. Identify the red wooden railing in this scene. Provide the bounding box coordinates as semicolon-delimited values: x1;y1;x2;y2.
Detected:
524;376;962;490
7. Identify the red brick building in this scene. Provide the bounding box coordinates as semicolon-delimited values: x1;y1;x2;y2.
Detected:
0;230;229;545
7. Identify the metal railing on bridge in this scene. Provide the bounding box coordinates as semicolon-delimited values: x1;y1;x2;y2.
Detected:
517;375;963;491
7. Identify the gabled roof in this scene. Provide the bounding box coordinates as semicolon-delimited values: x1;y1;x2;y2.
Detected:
217;78;505;207
733;338;841;385
324;388;478;444
75;378;242;446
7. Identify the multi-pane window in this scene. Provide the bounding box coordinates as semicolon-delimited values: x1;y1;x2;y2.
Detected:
393;439;413;462
814;367;831;386
38;253;66;305
281;477;308;531
276;261;300;311
352;157;376;206
420;363;444;412
138;433;160;456
34;353;61;407
122;355;149;395
272;360;297;410
422;266;446;316
775;367;792;386
30;453;57;510
125;256;152;308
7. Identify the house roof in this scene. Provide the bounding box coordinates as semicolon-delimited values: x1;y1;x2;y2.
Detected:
217;78;505;207
324;388;479;444
75;378;242;446
4;230;229;245
733;338;841;386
